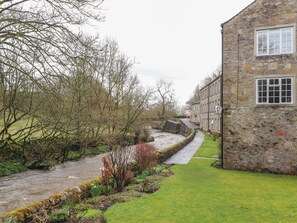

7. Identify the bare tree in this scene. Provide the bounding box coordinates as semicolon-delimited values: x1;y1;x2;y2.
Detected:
0;0;104;161
200;65;222;87
155;79;176;119
0;1;153;167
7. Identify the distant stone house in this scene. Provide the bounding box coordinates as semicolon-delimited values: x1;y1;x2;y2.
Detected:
190;102;200;125
222;0;297;174
199;76;221;133
189;76;221;133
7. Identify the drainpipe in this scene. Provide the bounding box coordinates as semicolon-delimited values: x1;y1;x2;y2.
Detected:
207;85;210;130
237;32;240;108
220;25;224;168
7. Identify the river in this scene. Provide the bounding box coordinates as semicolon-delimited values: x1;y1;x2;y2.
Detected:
0;130;185;215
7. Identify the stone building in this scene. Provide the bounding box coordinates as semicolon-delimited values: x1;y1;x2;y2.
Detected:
222;0;297;174
191;76;221;133
190;102;200;125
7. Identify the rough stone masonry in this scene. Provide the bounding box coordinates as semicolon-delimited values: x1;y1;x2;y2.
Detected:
222;0;297;174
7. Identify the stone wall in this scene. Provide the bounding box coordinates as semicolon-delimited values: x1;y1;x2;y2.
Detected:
162;120;180;134
180;120;192;137
162;119;192;137
222;0;297;174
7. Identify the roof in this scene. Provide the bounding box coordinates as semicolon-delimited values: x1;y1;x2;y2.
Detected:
200;75;222;92
221;0;257;27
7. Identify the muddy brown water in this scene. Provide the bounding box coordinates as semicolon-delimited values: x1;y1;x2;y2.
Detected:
0;130;185;215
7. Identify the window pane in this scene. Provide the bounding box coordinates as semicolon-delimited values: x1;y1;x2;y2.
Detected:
282;28;293;53
280;78;293;104
281;97;286;103
257;31;268;55
275;79;279;85
257;79;268;103
269;30;280;54
282;79;287;85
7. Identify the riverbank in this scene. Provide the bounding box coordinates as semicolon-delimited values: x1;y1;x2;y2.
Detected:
0;146;108;177
0;130;186;216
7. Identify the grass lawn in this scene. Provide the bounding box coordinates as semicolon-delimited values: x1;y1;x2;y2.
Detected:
105;134;297;223
194;132;219;158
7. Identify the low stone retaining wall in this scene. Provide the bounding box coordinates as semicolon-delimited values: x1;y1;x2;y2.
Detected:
0;177;102;222
162;120;180;134
162;119;193;137
158;128;195;163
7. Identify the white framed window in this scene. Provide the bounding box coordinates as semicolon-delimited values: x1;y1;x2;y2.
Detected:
256;27;294;56
256;77;294;105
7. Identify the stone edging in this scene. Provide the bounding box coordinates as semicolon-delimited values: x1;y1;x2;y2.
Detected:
158;128;195;163
0;177;102;222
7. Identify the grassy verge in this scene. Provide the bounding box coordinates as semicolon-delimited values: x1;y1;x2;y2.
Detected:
105;134;297;223
194;132;219;158
0;160;28;176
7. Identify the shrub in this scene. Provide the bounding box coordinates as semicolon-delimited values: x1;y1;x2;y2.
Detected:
141;178;160;193
124;168;135;186
97;156;114;197
134;143;158;173
152;165;166;175
135;170;150;184
101;156;113;178
49;210;69;223
139;128;150;142
106;146;135;192
147;136;154;142
133;127;153;144
207;130;220;141
90;184;103;197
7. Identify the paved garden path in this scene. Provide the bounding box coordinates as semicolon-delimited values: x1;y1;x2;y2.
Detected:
165;119;204;165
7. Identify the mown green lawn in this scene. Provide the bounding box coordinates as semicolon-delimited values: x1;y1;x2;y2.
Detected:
105;134;297;223
195;133;219;158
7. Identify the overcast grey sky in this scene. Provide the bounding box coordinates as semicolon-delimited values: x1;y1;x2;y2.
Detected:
90;0;254;105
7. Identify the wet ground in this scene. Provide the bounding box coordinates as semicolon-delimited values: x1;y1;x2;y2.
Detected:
0;130;185;215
